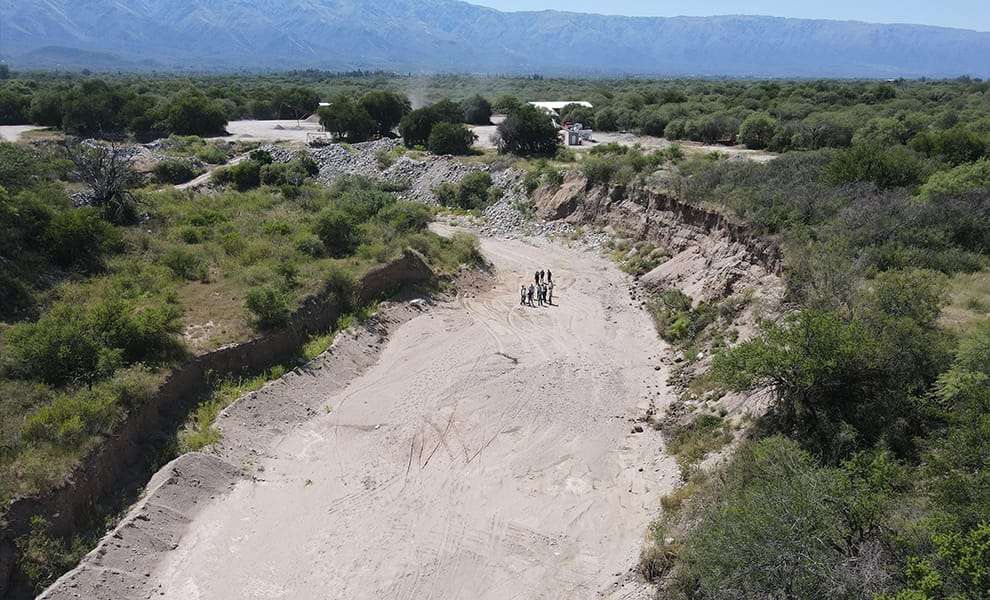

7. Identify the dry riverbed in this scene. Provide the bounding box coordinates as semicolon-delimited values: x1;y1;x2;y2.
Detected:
43;227;680;600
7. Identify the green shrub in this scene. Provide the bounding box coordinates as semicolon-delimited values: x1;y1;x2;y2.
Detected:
496;104;559;156
461;94;493;125
826;142;932;189
435;171;494;211
244;286;291;330
738;112;780;149
671;437;905;600
213;159;262;191
647;289;716;345
15;516;89;593
427;122;476;155
666;414;733;475
44;207;123;270
6;300;182;386
153;159;199;184
195;144;228;164
260;161;309;187
21;365;160;445
162;246;209;281
315;208;361;257
917;159;990;200
376;201;432;234
910;125;989;166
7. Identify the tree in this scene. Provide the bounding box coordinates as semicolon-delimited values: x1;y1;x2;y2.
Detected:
595;107;620;131
492;94;522;114
461;94;492;125
271;86;319;121
739;112;779;149
359;91;411;136
427;122;476;155
319;95;375;142
29;90;64;127
60;80;127;136
67;141;141;224
0;87;30;125
399;107;440;148
163;92;227;136
496;104;559;156
430;98;464;124
637;108;669;136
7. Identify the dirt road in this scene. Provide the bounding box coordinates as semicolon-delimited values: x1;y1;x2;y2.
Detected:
143;232;679;599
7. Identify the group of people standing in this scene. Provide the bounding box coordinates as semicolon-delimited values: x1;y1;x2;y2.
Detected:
521;269;554;307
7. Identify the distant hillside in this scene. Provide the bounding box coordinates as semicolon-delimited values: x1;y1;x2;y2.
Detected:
2;0;989;77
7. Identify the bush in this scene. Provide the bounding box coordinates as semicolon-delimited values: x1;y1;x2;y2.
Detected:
492;94;522;114
213;159;262;191
427;122;475;155
44;207;123;270
461;94;492;125
739;112;779;149
359;91;411;136
244;286;291;330
399;107;440;148
7;300;182;386
15;516;89;593
826;142;931;189
153;158;199;184
315;208;361;257
496;104;559;156
162;246;208;281
672;437;905;600
910;125;989;166
319;95;375;142
917;159;990;200
435;171;494;211
195;144;228;164
259;160;311;187
376;201;432;234
162;92;227;136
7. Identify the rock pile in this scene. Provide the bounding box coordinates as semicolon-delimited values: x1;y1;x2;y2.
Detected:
382;155;487;204
311;138;399;185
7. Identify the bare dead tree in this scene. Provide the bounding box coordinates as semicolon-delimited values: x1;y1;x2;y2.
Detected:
66;139;141;224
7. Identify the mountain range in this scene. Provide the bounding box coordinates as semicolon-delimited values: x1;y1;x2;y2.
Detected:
2;0;989;77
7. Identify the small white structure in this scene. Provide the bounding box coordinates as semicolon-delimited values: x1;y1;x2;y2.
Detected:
528;101;593;116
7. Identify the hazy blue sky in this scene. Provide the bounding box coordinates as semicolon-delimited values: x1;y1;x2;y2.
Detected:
473;1;990;31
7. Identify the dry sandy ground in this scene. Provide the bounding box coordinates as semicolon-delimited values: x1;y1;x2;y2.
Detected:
0;125;45;141
157;232;676;599
214;119;326;143
42;229;679;600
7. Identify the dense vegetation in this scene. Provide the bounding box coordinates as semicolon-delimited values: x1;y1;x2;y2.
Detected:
635;100;990;597
5;72;989;156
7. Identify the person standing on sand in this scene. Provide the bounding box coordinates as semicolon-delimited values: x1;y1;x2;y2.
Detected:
539;269;545;284
528;284;535;306
534;271;540;286
520;285;527;306
547;281;554;305
547;269;552;283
